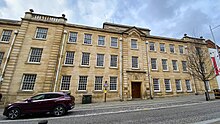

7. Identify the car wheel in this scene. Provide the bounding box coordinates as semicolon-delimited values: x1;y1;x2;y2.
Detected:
53;105;66;116
7;108;20;119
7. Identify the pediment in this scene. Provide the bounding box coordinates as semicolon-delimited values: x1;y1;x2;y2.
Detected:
122;27;146;38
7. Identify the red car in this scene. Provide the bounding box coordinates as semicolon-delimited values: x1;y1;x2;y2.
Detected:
3;92;75;119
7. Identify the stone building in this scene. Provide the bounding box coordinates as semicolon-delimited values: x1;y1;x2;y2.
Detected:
0;10;218;104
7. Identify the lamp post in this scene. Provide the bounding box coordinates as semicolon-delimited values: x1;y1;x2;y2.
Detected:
103;81;108;102
209;25;220;59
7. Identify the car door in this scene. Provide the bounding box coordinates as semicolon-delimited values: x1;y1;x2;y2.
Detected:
40;94;62;112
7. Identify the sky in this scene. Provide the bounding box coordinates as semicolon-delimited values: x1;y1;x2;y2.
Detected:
0;0;219;45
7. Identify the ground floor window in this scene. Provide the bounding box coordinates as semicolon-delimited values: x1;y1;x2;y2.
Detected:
164;79;171;92
185;80;192;91
110;77;117;91
153;78;160;92
21;74;37;91
175;79;182;92
60;76;71;91
94;76;103;91
78;76;88;91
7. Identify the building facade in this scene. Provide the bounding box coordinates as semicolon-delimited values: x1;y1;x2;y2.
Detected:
0;10;218;104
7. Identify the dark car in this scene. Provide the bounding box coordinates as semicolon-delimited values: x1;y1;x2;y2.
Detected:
3;92;75;119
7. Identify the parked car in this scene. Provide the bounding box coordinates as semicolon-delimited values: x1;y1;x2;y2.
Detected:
3;92;75;119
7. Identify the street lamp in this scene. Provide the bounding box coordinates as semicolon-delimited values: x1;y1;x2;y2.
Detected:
209;25;220;59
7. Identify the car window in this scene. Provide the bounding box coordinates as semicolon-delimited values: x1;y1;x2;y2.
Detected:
45;94;63;99
31;94;45;100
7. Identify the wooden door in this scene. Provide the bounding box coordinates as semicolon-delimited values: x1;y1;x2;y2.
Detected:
132;82;141;98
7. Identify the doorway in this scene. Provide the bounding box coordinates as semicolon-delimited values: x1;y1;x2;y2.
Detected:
132;82;141;98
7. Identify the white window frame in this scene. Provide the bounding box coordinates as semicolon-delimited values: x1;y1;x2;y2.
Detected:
64;51;75;65
60;75;71;91
94;76;103;91
169;44;175;53
110;76;117;91
153;78;160;92
162;59;168;71
84;34;92;45
96;54;105;67
185;80;192;92
0;29;12;42
68;32;78;43
182;61;187;72
131;39;138;49
110;55;118;68
0;52;4;65
132;56;139;69
98;35;105;46
20;74;37;91
28;48;43;63
151;58;157;70
149;42;155;51
179;45;184;54
175;79;182;92
164;79;172;92
78;76;88;91
110;37;118;48
172;60;178;71
160;43;166;52
81;52;90;66
35;27;48;39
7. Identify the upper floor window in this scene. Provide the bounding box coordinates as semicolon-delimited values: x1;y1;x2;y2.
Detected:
68;32;77;43
35;28;48;39
96;54;104;67
164;79;171;92
162;59;168;71
110;76;117;91
132;56;138;68
149;42;155;51
131;39;138;49
151;58;157;70
182;61;187;71
179;45;184;54
1;30;12;42
98;36;105;46
111;37;118;47
169;44;175;53
175;79;182;92
78;76;88;91
110;55;118;67
21;74;37;91
65;51;75;65
0;52;4;65
153;78;160;92
185;80;192;91
160;43;165;52
172;60;178;71
28;48;43;63
60;75;71;91
84;34;92;44
81;52;90;66
94;76;103;91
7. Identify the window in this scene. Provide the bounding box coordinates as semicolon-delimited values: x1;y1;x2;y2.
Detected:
132;56;138;68
164;79;171;92
179;45;184;54
35;28;48;39
172;60;178;71
185;80;192;91
131;39;138;49
21;74;37;91
65;51;74;65
98;36;105;46
94;76;103;91
182;61;187;71
162;59;168;71
68;32;77;43
151;58;157;70
78;76;88;91
0;52;4;65
175;79;182;92
28;48;43;63
169;44;175;53
149;42;155;51
84;34;92;44
1;30;12;42
160;43;165;52
60;76;71;91
111;37;118;47
110;77;117;91
153;79;160;92
205;80;211;91
96;54;104;67
31;94;45;100
110;55;118;67
81;53;90;66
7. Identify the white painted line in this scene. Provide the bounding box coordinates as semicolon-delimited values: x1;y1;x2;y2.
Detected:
193;117;220;124
0;100;219;123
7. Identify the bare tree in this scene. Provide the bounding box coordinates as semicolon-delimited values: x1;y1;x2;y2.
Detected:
187;44;215;101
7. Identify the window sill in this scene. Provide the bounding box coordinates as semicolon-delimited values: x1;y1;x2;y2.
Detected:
108;90;118;93
173;70;180;73
131;48;138;50
76;90;88;94
82;43;92;46
151;69;159;72
92;90;104;93
0;41;9;44
25;62;41;65
110;46;118;49
67;42;77;44
32;38;47;41
170;52;177;55
80;65;90;68
97;45;106;47
182;71;188;73
163;70;169;72
154;91;161;93
160;51;167;53
165;91;172;93
95;66;105;69
187;90;193;93
176;91;183;93
63;64;74;67
149;50;157;53
131;68;140;70
109;67;118;69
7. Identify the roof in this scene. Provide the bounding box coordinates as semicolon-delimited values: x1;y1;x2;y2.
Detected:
103;22;151;31
0;18;21;26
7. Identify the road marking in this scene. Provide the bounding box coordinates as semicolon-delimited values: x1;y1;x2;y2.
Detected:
193;117;220;124
0;100;219;123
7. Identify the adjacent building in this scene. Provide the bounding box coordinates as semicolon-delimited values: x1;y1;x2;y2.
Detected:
0;10;218;104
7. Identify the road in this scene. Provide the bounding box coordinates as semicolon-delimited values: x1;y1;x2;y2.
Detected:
0;95;220;124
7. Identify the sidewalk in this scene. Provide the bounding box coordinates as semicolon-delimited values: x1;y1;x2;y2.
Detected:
75;94;216;110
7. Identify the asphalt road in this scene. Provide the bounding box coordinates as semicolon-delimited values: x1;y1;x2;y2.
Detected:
0;96;220;124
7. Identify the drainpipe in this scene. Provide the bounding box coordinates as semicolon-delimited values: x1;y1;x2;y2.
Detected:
119;36;123;101
145;41;153;99
0;30;18;82
53;30;67;92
